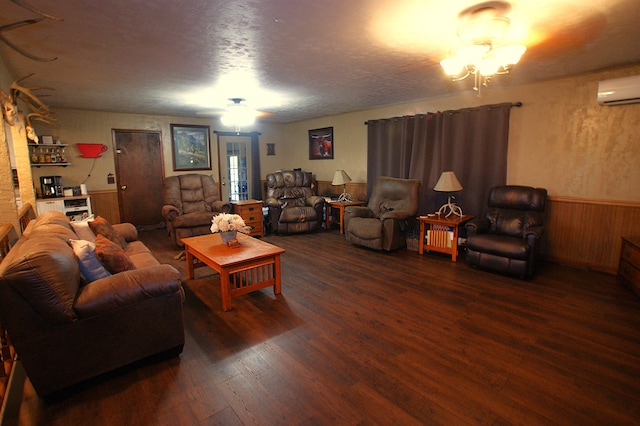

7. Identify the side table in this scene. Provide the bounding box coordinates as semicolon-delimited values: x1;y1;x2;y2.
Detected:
418;214;474;262
326;200;366;234
231;200;264;237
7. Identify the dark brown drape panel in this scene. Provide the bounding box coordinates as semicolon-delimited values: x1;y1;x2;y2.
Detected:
367;102;513;217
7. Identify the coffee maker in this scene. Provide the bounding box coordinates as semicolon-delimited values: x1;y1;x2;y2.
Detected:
40;176;63;198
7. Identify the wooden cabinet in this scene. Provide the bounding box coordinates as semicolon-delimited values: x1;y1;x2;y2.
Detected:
36;196;92;221
619;237;640;298
231;200;263;237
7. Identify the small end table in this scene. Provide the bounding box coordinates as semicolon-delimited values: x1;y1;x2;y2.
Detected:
326;200;366;234
418;214;474;262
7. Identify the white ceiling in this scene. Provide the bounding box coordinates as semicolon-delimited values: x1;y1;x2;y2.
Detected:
1;0;639;124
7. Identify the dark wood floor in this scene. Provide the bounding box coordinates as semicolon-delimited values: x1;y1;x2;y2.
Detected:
7;228;640;425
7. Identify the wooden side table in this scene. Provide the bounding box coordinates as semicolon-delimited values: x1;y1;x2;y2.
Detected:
231;200;264;237
326;200;366;234
418;214;474;262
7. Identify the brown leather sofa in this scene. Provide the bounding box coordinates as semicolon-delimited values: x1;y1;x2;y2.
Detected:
265;170;325;234
465;185;547;278
162;174;231;246
344;176;420;251
0;211;185;398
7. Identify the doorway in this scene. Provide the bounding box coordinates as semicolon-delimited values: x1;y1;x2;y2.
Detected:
217;133;259;202
113;130;165;228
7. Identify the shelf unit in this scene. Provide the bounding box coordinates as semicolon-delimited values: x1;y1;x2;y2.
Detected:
28;143;70;167
36;196;92;221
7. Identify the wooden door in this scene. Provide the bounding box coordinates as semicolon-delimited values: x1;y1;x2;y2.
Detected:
113;130;165;228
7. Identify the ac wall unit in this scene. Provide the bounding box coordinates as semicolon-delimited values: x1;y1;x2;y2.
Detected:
597;75;640;105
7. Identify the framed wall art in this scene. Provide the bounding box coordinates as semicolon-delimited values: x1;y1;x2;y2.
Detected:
171;124;211;171
309;127;334;160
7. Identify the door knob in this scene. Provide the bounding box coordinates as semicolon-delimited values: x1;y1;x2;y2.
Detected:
121;185;127;191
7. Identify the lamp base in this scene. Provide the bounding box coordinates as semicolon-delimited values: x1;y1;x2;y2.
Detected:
337;191;352;202
437;195;463;218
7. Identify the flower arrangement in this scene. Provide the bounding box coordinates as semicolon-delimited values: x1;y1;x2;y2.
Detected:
210;213;251;234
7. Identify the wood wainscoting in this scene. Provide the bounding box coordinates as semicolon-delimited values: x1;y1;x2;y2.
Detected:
88;190;121;225
316;180;368;202
540;196;640;274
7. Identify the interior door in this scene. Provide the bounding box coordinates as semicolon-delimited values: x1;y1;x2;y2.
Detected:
217;134;253;202
113;130;165;228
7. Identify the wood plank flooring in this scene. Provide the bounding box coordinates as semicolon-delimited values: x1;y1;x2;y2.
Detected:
7;228;640;425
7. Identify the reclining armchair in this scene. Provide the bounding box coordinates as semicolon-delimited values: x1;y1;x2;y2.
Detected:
162;174;232;246
265;170;325;234
465;185;547;278
344;176;420;251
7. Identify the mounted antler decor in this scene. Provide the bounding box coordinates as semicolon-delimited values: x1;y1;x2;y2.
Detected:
5;74;57;142
0;0;63;62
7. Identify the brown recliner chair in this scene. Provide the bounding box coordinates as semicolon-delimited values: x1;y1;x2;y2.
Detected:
162;174;232;246
344;176;420;251
265;170;325;234
465;185;547;278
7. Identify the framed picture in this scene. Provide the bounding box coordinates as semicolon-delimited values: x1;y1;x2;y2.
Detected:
266;143;275;156
309;127;334;160
171;124;211;171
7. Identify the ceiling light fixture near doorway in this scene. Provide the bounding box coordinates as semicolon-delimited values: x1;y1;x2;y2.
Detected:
440;1;526;95
221;98;256;133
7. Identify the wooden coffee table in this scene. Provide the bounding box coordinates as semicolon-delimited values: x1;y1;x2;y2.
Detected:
182;233;285;311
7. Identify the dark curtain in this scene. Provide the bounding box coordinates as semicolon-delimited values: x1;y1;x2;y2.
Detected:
249;132;261;200
366;102;514;217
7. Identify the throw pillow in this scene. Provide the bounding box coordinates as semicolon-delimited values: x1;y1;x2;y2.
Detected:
94;234;135;274
69;239;112;282
70;220;96;242
89;216;127;249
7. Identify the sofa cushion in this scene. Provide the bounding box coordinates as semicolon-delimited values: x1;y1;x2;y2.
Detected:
70;220;97;242
173;211;216;228
69;239;111;283
94;235;136;274
89;216;127;249
279;206;317;223
466;233;530;260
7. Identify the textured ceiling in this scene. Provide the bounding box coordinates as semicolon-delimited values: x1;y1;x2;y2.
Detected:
1;0;639;124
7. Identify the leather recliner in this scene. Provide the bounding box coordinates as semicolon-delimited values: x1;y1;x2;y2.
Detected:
465;185;547;278
265;170;325;234
344;176;420;251
162;174;232;246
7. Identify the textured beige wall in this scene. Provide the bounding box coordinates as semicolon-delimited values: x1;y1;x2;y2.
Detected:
32;110;284;193
3;62;640;204
281;64;640;201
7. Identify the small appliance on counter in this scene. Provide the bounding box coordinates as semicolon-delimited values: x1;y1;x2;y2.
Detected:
63;186;82;197
40;176;63;198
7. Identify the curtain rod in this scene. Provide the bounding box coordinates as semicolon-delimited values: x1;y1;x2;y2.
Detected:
363;102;523;125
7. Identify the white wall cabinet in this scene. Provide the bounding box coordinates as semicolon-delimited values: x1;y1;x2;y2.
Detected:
36;196;92;221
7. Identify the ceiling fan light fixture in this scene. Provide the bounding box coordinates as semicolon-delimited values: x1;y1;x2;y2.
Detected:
456;44;490;64
440;2;526;95
221;98;256;131
492;44;526;66
440;56;465;76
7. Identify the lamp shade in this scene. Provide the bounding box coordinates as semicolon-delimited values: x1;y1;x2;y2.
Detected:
433;171;463;192
332;170;351;186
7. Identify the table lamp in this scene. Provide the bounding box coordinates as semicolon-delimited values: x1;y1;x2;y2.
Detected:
332;170;352;202
433;171;463;217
